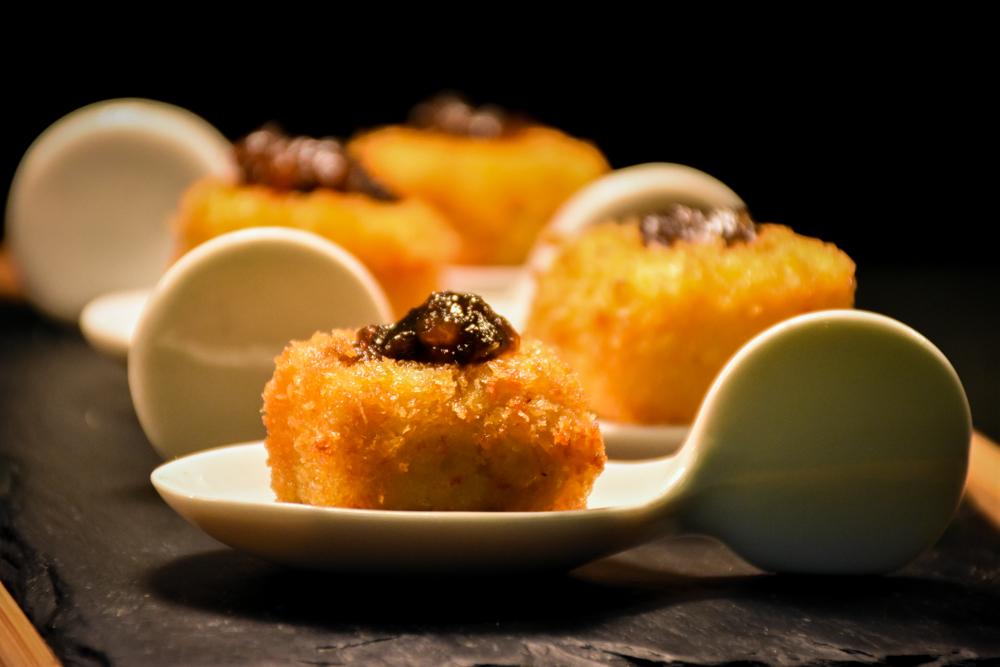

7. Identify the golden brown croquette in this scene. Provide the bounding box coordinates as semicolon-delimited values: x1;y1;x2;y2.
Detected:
174;180;459;316
348;126;609;265
262;330;606;511
526;218;856;425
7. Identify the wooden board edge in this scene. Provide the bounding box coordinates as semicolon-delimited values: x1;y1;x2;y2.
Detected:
0;245;24;301
0;582;60;666
967;430;1000;530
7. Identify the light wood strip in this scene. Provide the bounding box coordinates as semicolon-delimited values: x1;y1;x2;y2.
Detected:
0;582;60;667
0;245;22;300
968;430;1000;529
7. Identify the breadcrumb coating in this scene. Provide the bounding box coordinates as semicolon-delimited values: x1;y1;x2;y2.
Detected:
174;179;460;315
348;126;609;265
262;332;606;511
526;222;856;424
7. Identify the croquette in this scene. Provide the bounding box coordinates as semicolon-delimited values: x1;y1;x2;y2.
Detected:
348;96;609;265
262;293;606;511
174;179;459;316
526;209;856;425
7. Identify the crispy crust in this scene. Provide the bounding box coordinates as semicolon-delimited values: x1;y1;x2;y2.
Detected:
173;179;460;315
526;222;857;424
262;332;606;511
349;126;609;265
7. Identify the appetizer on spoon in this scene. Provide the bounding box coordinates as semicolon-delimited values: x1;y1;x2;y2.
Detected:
153;309;969;574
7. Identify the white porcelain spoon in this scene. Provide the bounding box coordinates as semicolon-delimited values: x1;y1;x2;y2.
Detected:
7;99;234;321
129;227;392;460
151;309;970;574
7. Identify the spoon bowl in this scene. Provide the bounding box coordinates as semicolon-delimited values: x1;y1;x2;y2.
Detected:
152;309;970;573
80;288;151;360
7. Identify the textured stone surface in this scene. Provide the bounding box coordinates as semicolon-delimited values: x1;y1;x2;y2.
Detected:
2;268;1000;665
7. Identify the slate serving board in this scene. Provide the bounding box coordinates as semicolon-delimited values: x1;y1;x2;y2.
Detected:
2;267;1000;666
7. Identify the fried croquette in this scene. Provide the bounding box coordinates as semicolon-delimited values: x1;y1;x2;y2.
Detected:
262;295;606;511
526;211;856;425
348;124;609;265
174;179;459;316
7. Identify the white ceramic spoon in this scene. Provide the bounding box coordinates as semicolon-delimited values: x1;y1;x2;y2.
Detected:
151;309;970;574
7;98;234;321
129;227;392;460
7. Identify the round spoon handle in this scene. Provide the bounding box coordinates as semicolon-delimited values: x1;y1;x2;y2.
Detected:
642;310;971;574
129;227;392;460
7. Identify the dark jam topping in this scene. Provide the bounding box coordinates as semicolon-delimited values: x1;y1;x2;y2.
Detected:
234;125;397;200
408;93;527;139
356;291;520;364
638;205;757;247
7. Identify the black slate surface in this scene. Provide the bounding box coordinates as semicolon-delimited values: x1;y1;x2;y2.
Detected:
2;268;1000;666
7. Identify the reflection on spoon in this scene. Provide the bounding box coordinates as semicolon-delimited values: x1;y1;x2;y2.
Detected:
152;310;970;574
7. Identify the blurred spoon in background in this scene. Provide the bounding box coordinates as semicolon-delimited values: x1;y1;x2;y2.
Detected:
6;98;234;322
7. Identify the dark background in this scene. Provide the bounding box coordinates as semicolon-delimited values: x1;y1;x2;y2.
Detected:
6;40;994;435
3;38;1000;665
1;40;993;269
